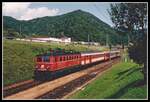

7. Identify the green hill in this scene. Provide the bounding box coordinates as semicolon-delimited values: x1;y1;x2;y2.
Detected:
3;10;127;45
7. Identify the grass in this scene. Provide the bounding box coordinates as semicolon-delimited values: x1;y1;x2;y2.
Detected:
3;39;104;86
69;62;147;99
3;40;35;85
119;85;147;99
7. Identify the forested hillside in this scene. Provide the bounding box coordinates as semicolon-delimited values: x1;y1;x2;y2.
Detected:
3;10;128;45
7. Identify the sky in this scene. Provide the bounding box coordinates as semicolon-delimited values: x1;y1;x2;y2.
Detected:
2;2;114;26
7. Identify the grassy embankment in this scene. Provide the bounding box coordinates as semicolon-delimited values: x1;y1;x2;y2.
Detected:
3;39;106;86
69;61;147;99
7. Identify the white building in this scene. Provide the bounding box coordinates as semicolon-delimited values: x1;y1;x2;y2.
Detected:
60;37;71;43
77;41;99;46
31;37;61;42
16;37;71;43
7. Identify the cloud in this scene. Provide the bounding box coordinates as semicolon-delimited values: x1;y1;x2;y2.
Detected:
3;2;60;20
20;7;59;20
3;2;31;19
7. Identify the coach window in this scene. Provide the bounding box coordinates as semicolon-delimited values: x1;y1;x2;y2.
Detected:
62;56;64;61
71;56;73;60
55;57;57;62
64;56;66;61
60;57;62;62
71;56;72;60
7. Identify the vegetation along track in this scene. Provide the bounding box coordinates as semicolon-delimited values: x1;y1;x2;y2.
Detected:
4;58;120;99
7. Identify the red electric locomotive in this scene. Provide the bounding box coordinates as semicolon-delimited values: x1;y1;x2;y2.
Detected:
34;49;120;80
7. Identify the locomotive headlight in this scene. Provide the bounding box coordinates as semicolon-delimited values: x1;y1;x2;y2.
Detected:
47;66;50;68
35;65;38;68
41;65;44;68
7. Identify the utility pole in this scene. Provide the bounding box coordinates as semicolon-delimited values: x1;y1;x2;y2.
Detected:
88;34;90;47
47;24;50;36
128;34;130;47
106;34;109;47
20;24;21;36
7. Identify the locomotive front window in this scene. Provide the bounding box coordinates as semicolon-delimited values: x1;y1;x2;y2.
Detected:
37;57;42;62
43;56;50;62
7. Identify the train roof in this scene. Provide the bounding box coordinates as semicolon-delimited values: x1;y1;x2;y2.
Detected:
81;51;106;56
81;50;120;56
36;49;120;57
36;50;80;57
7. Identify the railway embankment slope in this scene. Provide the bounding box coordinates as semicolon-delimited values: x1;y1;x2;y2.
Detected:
69;62;147;99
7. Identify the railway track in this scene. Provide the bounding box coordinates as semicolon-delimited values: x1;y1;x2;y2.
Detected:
3;80;43;97
3;58;120;100
4;80;34;91
38;58;120;99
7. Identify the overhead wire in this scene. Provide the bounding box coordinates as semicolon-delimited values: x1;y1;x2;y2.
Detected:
93;3;112;24
91;3;113;46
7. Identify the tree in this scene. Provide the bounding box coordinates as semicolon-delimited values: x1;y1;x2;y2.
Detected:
108;3;147;83
128;30;147;83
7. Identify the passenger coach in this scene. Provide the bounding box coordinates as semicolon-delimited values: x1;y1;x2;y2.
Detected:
34;49;120;80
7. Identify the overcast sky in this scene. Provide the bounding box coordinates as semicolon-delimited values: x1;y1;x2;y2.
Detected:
2;2;114;26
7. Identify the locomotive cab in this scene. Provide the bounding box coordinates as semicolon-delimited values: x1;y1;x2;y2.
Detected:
34;51;54;80
34;49;81;80
35;55;53;71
